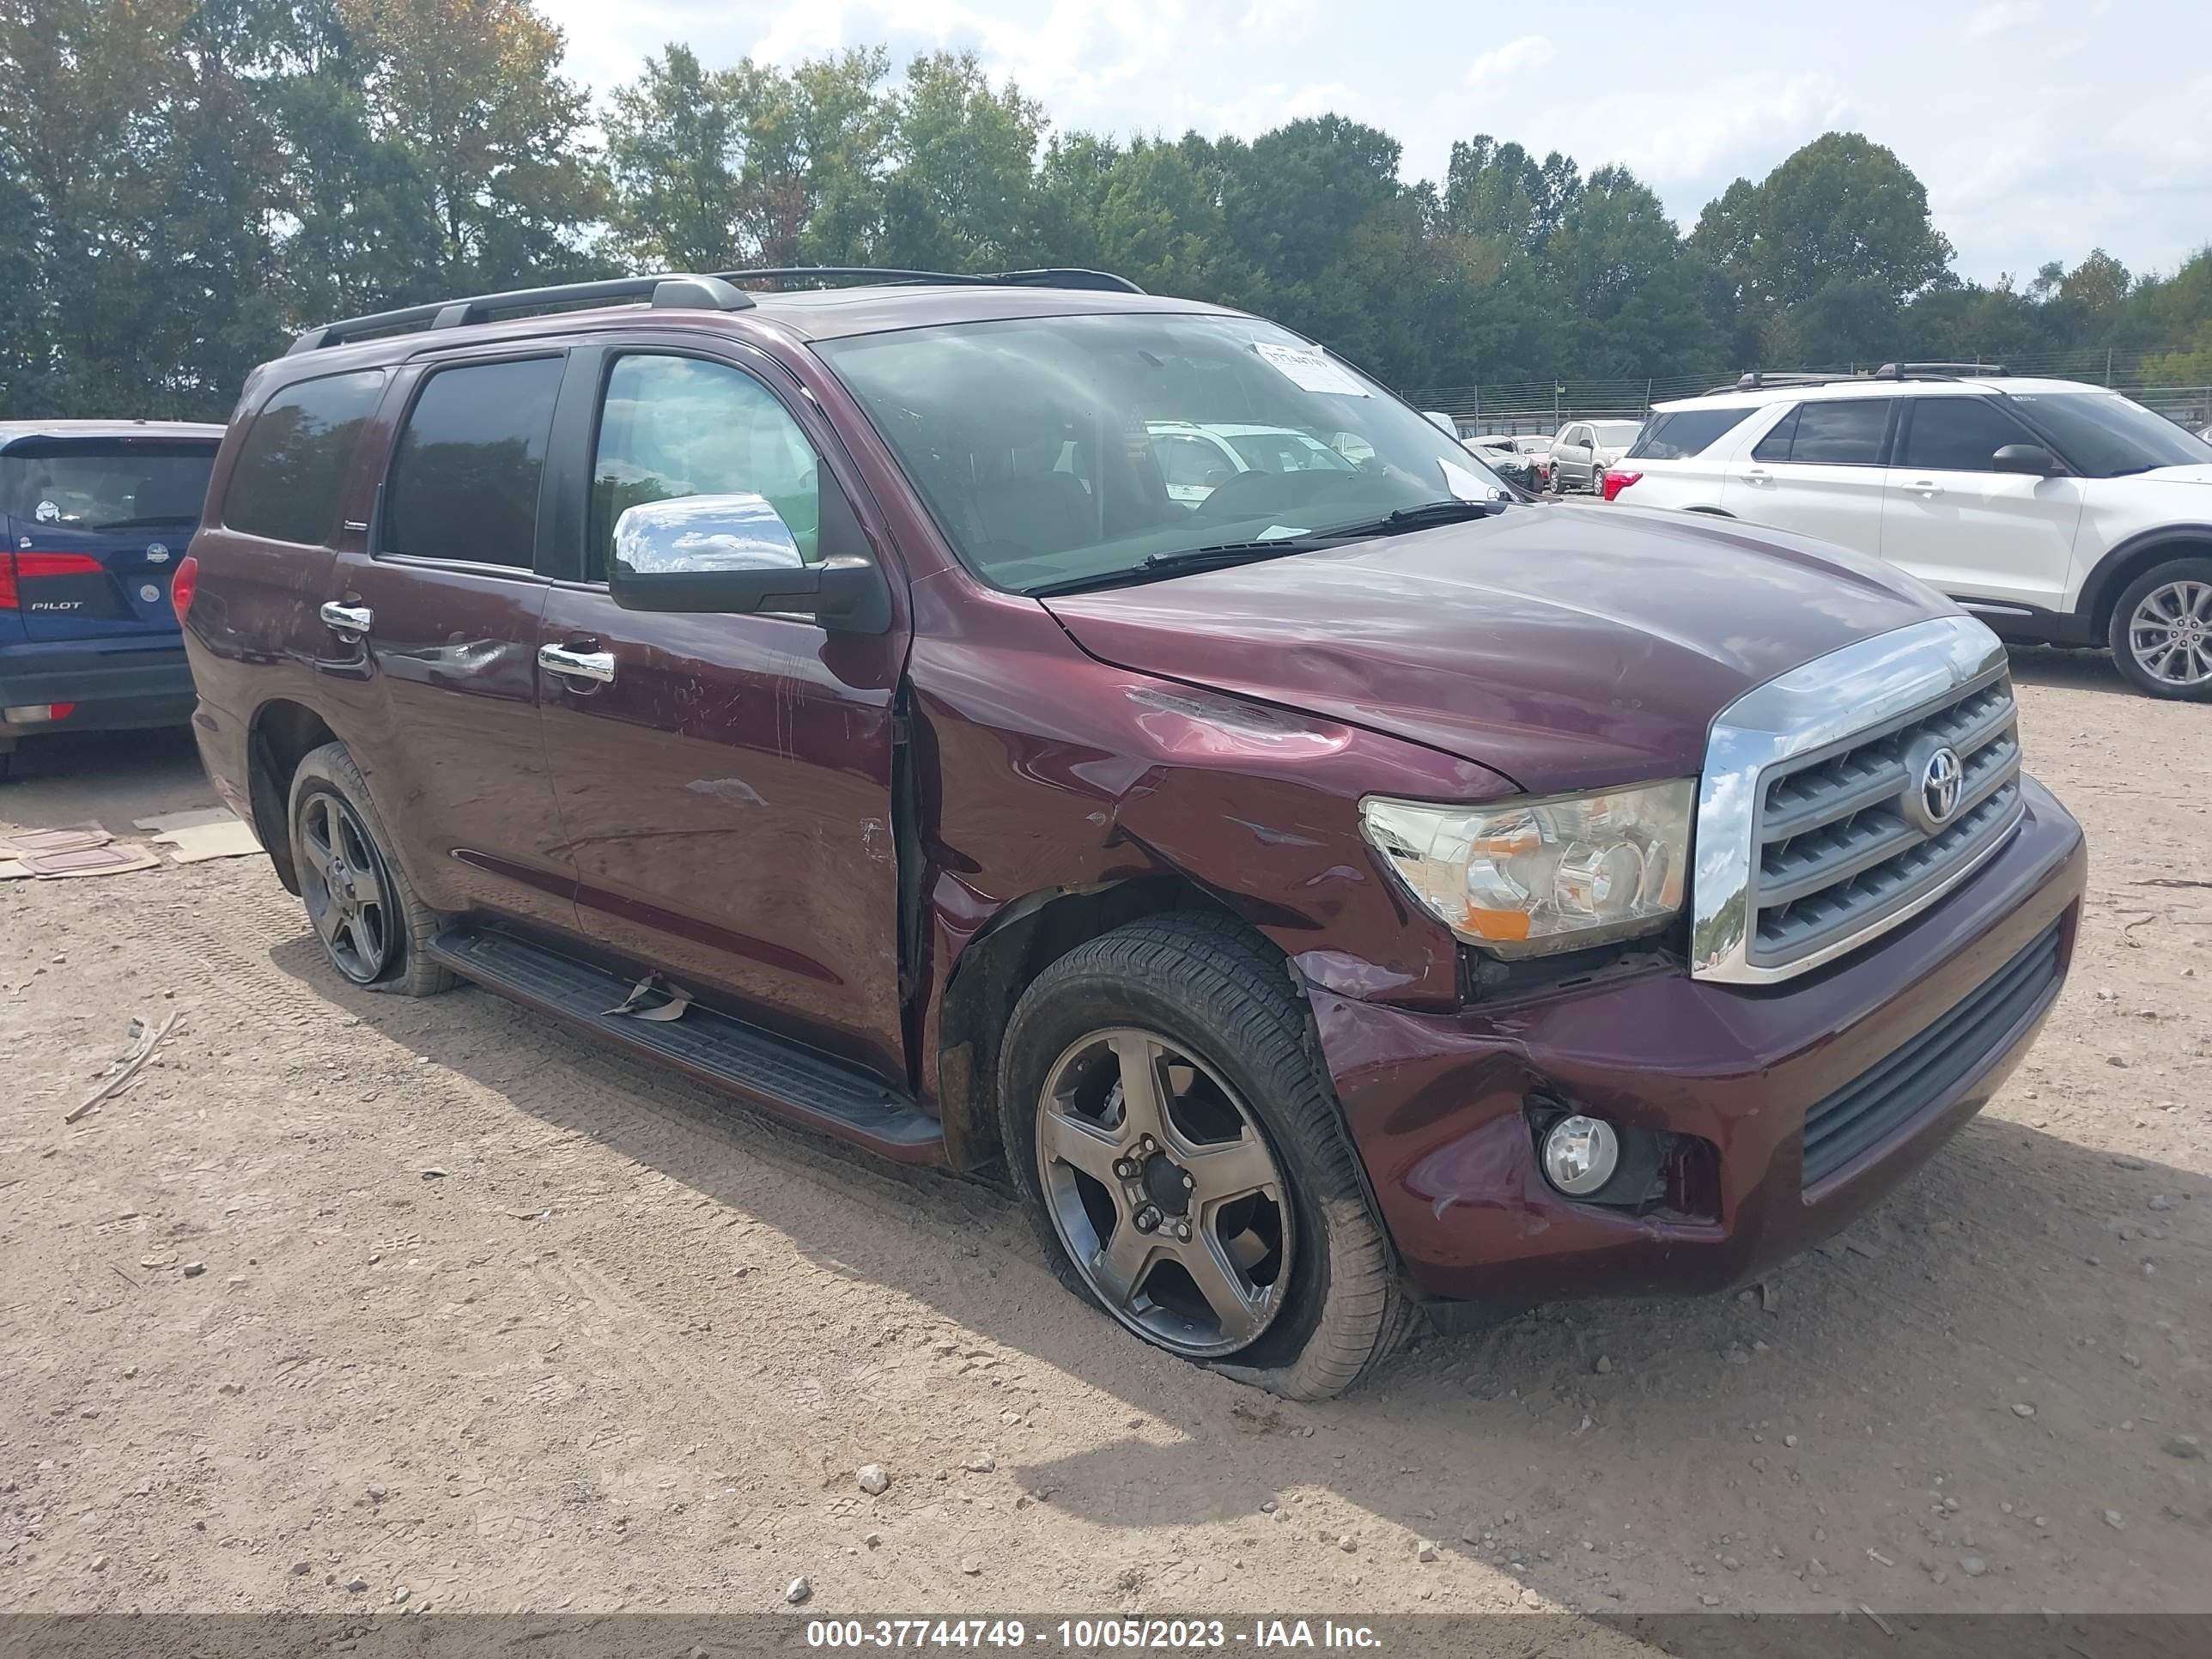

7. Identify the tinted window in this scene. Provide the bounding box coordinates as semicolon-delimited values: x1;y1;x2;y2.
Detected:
1627;406;1756;461
589;355;823;580
2007;392;2212;477
1899;398;2034;471
384;358;562;568
2;440;215;531
226;370;386;544
1782;399;1889;465
1751;406;1798;460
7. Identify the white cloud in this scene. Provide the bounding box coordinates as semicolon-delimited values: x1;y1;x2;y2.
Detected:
1205;81;1363;138
1960;1;2039;42
1466;35;1553;89
1571;73;1849;185
1240;0;1317;30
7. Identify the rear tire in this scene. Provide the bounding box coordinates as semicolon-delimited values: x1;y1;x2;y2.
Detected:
2107;557;2212;701
287;741;455;996
997;913;1407;1400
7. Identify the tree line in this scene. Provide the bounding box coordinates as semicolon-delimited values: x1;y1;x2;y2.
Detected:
3;0;2208;422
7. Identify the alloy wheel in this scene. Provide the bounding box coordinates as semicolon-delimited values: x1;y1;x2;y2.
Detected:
299;792;392;984
2128;579;2212;689
1035;1027;1292;1358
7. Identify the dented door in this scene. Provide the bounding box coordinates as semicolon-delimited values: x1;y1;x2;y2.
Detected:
531;341;908;1083
534;593;906;1080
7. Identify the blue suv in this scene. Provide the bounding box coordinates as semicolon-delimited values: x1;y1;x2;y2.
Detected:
0;420;222;781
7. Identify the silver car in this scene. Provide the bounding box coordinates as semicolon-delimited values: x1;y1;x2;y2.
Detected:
1549;420;1645;493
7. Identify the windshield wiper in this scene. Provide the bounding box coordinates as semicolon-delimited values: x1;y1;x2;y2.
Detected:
1325;496;1510;538
1029;540;1320;598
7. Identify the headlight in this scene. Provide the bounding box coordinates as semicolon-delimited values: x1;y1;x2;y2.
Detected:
1359;780;1693;956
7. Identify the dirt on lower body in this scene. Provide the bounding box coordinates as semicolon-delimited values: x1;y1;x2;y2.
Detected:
1;655;2207;1620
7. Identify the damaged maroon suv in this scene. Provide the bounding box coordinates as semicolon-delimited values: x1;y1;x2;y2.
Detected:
180;269;2085;1398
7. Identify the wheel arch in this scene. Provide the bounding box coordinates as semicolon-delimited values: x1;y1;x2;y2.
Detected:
244;698;337;895
2079;526;2212;635
933;871;1244;1171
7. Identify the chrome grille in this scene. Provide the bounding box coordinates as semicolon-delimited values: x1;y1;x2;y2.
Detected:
1749;674;2023;969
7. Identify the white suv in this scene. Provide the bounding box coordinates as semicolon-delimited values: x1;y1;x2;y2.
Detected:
1607;366;2212;699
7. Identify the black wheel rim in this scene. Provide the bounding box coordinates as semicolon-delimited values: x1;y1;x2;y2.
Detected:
298;791;392;984
1036;1027;1293;1359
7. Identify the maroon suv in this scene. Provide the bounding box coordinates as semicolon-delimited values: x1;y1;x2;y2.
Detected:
180;269;2085;1398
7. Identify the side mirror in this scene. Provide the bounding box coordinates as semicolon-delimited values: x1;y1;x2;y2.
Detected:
609;493;889;631
1991;443;2060;476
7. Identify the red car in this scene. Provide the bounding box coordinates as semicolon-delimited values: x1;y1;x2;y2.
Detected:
180;269;2084;1397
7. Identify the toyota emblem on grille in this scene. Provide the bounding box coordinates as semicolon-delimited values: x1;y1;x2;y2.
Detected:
1915;743;1964;830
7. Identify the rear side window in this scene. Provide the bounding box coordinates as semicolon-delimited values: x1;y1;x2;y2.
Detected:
1627;407;1756;461
225;370;386;545
1899;397;2034;471
1751;407;1798;460
1760;398;1890;465
384;357;563;568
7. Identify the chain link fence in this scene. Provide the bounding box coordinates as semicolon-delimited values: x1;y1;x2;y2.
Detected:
1408;349;2212;437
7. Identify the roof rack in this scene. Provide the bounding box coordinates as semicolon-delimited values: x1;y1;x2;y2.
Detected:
287;274;755;355
720;265;1145;295
1870;362;2010;380
287;264;1146;354
1710;370;1856;393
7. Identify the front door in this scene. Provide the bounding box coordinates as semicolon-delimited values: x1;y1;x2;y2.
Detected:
1719;396;1894;556
1880;394;2084;612
535;343;910;1083
315;352;578;933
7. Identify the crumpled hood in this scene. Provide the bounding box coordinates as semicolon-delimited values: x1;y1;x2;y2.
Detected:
1042;504;1959;794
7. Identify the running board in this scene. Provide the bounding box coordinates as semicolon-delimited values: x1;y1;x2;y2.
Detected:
425;925;946;1165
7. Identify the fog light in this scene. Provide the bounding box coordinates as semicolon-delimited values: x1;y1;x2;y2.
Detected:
1540;1114;1620;1196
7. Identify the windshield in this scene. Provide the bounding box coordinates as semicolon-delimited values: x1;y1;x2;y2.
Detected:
2005;392;2212;477
815;312;1506;594
1;440;216;530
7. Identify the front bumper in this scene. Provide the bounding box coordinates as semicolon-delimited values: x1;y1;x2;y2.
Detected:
1313;774;2086;1304
0;642;196;740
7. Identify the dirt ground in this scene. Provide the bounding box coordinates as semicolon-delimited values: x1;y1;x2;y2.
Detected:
2;651;2208;1625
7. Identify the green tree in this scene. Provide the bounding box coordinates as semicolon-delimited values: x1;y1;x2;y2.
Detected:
879;51;1042;271
602;44;748;270
333;0;605;292
1548;166;1716;378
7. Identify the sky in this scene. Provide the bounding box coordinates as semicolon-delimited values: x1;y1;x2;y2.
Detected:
535;0;2212;286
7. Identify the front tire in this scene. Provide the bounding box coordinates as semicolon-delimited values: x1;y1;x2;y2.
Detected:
2108;557;2212;700
997;914;1406;1400
287;741;455;996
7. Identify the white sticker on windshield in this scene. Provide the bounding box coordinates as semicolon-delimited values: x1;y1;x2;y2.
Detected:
1252;342;1370;397
1440;459;1501;502
1256;524;1309;540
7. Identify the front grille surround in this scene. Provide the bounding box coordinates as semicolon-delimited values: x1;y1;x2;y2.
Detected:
1691;616;2021;985
1748;671;2023;967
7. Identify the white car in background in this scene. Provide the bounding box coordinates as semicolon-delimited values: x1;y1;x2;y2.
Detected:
1607;365;2212;699
1549;419;1644;492
1146;420;1361;506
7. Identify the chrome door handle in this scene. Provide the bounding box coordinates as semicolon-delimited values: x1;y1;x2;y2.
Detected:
538;643;616;684
1908;479;1944;497
320;601;373;637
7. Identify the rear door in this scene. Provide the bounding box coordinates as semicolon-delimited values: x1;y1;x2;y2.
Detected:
310;350;578;934
1718;397;1894;555
1879;393;2084;611
1;437;216;641
532;339;911;1084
